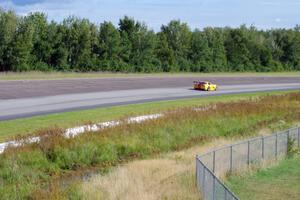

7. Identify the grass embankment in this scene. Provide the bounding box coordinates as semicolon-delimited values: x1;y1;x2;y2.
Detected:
226;154;300;200
1;71;300;80
0;90;298;142
1;92;300;199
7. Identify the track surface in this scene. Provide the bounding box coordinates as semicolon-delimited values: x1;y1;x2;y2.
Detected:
1;76;300;99
1;81;300;121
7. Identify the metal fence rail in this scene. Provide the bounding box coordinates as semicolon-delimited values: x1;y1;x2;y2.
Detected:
196;126;300;200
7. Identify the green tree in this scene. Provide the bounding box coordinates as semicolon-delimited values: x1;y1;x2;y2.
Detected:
0;9;17;71
63;17;93;71
118;16;140;72
204;28;227;71
49;23;70;70
161;20;192;71
156;32;176;72
25;12;53;71
290;27;300;70
1;8;300;73
189;29;213;72
10;16;34;71
118;16;159;72
244;27;275;71
130;24;159;72
98;21;121;71
225;27;251;71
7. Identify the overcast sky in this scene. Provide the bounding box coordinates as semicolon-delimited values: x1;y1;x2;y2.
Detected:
1;0;299;31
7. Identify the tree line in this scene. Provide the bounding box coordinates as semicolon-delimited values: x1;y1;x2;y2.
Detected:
0;8;300;72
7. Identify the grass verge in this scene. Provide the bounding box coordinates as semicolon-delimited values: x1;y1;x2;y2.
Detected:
1;71;300;80
0;92;300;199
0;90;298;142
226;154;300;200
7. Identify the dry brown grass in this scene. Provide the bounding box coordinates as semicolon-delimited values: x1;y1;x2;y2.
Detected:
81;138;234;200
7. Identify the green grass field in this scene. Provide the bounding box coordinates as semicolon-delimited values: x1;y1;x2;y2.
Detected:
1;92;300;199
1;71;300;80
0;90;298;142
226;154;300;200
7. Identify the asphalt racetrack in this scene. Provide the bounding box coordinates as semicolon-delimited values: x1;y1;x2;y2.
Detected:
1;76;300;121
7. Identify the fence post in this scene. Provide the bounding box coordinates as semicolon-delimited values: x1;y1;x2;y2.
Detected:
298;126;300;148
213;151;216;173
202;165;205;197
196;157;198;188
247;141;250;166
275;133;278;160
287;129;290;154
262;136;264;159
230;145;233;172
213;176;216;200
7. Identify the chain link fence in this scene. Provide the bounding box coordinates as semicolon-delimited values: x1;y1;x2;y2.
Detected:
196;126;300;200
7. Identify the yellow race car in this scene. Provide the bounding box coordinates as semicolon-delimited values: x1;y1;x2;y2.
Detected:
193;81;217;91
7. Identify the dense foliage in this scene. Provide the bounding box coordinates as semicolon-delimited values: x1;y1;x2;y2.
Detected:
1;8;300;72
